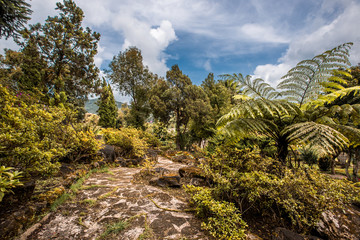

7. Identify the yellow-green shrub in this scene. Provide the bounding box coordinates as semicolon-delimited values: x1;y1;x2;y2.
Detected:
186;186;247;240
199;146;360;233
0;84;100;178
0;166;23;202
102;128;148;158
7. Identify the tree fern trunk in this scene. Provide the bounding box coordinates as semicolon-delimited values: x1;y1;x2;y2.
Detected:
353;148;360;182
277;137;288;165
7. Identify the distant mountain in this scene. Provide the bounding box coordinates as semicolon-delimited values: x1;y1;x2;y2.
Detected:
85;98;123;114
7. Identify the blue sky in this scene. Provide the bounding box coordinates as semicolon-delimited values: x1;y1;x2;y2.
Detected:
1;0;360;102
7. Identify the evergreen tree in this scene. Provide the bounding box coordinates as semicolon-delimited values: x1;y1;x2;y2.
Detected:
97;79;118;128
108;47;153;128
18;0;101;108
0;0;32;39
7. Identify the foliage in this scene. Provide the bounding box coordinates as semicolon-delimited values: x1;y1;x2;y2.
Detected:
186;186;247;240
0;166;23;202
102;128;149;158
13;0;101;108
299;146;318;166
108;47;153;128
97;79;118;128
0;0;32;39
199;146;359;233
218;43;357;164
278;42;353;107
0;84;100;178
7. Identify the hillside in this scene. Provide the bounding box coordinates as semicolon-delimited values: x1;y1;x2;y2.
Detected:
85;98;123;114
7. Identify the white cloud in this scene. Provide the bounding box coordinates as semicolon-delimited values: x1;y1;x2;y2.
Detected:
252;1;360;87
241;24;289;43
253;63;291;86
204;59;212;71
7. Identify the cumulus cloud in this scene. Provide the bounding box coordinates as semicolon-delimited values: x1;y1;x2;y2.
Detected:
252;0;360;87
253;63;291;86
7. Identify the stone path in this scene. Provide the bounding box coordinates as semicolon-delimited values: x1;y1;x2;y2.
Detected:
22;156;211;240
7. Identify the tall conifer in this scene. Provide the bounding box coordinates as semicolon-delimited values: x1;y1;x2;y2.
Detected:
97;79;118;128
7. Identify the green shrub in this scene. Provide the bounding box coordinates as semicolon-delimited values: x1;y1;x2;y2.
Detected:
299;147;318;167
186;186;247;240
0;84;100;178
102;128;148;158
0;166;23;202
198;146;359;233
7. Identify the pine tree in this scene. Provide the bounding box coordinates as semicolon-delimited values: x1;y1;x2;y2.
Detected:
97;79;118;128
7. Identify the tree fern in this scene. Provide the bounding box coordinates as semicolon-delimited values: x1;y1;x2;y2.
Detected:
284;122;349;156
278;42;353;107
221;73;280;100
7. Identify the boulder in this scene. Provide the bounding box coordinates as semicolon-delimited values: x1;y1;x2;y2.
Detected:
179;166;204;179
149;174;181;188
153;167;170;175
99;144;116;162
316;206;360;240
172;154;188;163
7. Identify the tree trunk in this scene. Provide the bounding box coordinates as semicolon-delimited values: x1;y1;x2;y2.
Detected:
345;150;352;181
277;138;288;166
331;155;336;175
353;148;359;182
175;109;181;150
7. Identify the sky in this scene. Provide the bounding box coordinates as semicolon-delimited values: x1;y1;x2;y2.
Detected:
1;0;360;102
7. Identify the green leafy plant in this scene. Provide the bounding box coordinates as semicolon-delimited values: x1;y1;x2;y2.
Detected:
102;128;149;158
0;166;23;202
186;186;247;240
198;147;359;233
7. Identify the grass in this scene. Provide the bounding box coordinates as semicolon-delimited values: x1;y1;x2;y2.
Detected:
50;193;71;211
50;166;112;211
138;215;154;240
97;213;147;239
97;220;128;240
98;187;119;199
94;166;115;175
81;184;109;190
81;198;97;206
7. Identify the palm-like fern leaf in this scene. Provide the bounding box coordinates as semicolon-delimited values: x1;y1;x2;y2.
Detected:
284;121;349;155
278;42;353;107
303;86;360;110
217;98;301;128
221;73;280;100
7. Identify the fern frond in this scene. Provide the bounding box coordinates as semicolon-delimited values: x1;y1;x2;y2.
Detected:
284;122;349;155
278;42;353;106
222;73;280;100
303;86;360;109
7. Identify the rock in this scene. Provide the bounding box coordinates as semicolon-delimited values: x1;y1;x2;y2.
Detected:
0;180;36;208
146;149;159;162
189;177;207;186
316;206;360;240
179;166;204;179
272;228;321;240
149;174;181;188
172;155;188;163
99;144;116;162
153;167;170;175
0;205;36;239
